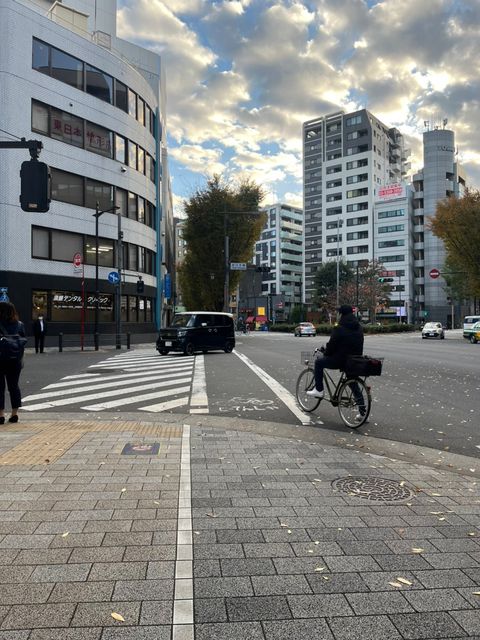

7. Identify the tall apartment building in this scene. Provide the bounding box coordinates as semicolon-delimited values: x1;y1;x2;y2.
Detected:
0;0;172;334
303;109;410;307
412;126;466;325
254;203;303;320
173;217;187;313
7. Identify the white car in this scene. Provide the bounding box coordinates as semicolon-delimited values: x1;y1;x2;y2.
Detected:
294;322;316;337
421;322;445;339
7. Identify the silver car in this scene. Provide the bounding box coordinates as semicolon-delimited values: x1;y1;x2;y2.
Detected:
294;322;316;337
421;322;445;339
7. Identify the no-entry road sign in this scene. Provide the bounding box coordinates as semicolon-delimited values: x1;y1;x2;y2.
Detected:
429;268;441;279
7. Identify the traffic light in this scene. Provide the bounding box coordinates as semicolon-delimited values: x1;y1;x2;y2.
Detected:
256;265;271;273
20;159;51;212
136;278;144;294
378;277;394;283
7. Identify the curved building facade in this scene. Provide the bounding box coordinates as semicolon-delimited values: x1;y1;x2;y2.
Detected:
0;0;170;337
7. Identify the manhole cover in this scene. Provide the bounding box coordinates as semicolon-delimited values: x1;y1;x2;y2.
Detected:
122;443;160;455
332;476;412;502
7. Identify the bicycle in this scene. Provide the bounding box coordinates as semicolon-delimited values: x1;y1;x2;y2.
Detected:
295;347;374;429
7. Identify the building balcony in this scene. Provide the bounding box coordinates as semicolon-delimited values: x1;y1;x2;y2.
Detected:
414;259;425;267
415;277;425;285
413;190;423;199
413;224;424;234
416;294;425;303
413;241;424;250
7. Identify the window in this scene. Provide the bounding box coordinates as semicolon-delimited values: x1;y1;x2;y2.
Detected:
114;134;126;163
347;130;367;140
128;141;137;169
327;152;341;160
347;144;368;155
146;201;155;229
115;80;128;112
86;121;112;157
347;174;368;184
128;192;137;220
326;194;342;202
51;168;84;206
31;101;49;134
347;245;368;254
32;38;49;74
347;216;368;227
347;202;368;212
85;64;113;103
32;227;49;259
85;178;113;211
346;115;362;126
128;89;137;119
32;290;48;319
346;158;368;170
326;207;342;216
137;147;145;175
378;224;405;233
378;209;405;219
50;47;83;90
138;197;145;224
148;155;155;182
51;230;83;262
128;244;138;271
382;255;405;262
137;98;145;125
326;234;342;243
326;165;341;174
347;231;368;240
378;239;405;248
347;188;368;198
85;236;114;267
50;107;83;148
115;188;128;218
326;179;342;188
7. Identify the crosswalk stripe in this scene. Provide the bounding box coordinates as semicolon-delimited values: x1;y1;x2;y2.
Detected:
190;355;208;413
132;397;190;413
21;377;192;412
62;373;101;380
89;355;194;367
23;370;192;402
44;364;193;390
81;386;191;411
89;360;193;371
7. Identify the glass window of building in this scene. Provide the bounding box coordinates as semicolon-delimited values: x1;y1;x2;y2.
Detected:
128;244;138;271
145;201;154;228
32;39;49;74
128;192;137;220
114;79;128;112
31;101;49;134
85;178;113;211
32;227;50;259
114;134;126;163
128;141;137;169
84;236;114;267
51;108;84;148
146;299;152;322
138;197;145;224
115;188;128;218
50;47;83;90
51;290;83;322
32;290;48;319
86;121;112;158
51;169;84;206
128;89;137;119
121;295;128;322
85;64;113;103
145;107;150;133
137;98;145;126
51;230;83;262
138;247;145;273
129;296;138;322
137;147;145;175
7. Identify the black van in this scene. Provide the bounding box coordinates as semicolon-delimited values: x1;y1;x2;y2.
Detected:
156;312;235;356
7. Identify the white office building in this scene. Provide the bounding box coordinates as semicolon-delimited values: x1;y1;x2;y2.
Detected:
0;0;172;336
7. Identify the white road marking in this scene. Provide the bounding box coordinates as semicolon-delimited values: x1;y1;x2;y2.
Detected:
81;385;191;411
61;373;101;380
233;350;311;426
189;354;208;414
138;397;190;412
21;378;192;412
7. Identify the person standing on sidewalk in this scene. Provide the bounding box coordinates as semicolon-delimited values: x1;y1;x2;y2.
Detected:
32;314;47;354
0;301;26;425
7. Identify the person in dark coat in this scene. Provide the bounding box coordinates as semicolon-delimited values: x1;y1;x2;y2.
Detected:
0;301;26;425
32;315;47;354
307;304;364;398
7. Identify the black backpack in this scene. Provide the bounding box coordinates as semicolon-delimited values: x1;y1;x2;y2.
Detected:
0;322;27;361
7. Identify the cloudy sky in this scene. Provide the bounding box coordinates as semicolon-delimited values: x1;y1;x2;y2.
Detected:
117;0;480;214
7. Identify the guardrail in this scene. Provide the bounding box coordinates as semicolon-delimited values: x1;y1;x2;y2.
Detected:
58;333;131;352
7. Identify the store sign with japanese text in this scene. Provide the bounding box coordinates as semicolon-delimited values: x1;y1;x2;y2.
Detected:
377;183;406;201
53;292;112;311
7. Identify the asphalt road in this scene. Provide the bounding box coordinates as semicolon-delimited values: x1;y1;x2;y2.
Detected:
17;329;480;459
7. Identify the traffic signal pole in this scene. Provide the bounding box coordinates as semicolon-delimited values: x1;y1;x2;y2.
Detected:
0;138;42;158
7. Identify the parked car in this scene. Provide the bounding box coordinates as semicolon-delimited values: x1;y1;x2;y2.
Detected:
156;312;235;356
294;322;316;337
468;321;480;344
421;322;445;339
463;315;480;340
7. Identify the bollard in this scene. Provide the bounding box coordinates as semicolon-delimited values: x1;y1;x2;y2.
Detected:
59;333;63;353
127;332;131;350
94;332;99;351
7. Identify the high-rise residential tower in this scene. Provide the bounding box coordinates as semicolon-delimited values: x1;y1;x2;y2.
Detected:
302;109;410;307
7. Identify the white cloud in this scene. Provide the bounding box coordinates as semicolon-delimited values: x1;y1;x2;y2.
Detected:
169;144;226;175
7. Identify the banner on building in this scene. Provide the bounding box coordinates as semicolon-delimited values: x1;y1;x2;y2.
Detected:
377;183;406;201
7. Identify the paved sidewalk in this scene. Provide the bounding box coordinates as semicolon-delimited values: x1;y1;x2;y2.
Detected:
1;417;480;639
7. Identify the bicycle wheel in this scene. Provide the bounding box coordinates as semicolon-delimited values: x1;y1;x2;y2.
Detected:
337;377;371;428
296;368;321;412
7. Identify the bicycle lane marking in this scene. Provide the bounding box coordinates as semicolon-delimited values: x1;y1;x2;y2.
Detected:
233;349;317;426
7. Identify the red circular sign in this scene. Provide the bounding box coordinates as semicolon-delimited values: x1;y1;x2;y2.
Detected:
73;252;83;267
429;268;440;279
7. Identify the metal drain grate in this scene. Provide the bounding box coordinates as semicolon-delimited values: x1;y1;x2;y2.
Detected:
332;476;412;502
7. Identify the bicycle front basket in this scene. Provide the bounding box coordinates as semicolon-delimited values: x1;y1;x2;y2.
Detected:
345;355;383;377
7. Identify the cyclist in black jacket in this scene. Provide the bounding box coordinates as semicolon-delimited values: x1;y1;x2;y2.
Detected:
307;304;364;399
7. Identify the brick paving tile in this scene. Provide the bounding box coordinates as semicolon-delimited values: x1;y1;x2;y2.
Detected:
70;602;140;627
226;595;291;621
195;622;265;640
30;563;92;583
0;582;54;605
403;588;471;612
194;544;244;559
0;535;54;549
29;629;102;640
287;593;353;618
251;575;312;596
194;598;228;623
324;554;382;572
262;618;334;640
328;614;402;640
220;558;275;577
346;590;414;614
82;522;132;534
138;600;173;625
242;543;294;558
49;581;114;603
390;611;466;639
112;579;174;601
123;546;175;562
101;627;171;640
306;571;369;594
215;530;264;544
1;603;76;630
51;533;104;548
145;561;175;579
194;559;221;577
451;610;480;635
194;577;253;598
68;548;125;564
0;632;36;640
414;569;476;589
88;562;146;581
0;566;35;582
260;529;311;543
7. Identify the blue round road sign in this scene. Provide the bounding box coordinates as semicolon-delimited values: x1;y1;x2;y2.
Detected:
108;271;120;284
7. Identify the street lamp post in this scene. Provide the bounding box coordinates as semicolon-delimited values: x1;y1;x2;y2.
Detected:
336;219;344;308
93;201;120;349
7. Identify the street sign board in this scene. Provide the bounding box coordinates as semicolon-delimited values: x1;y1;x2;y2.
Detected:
380;270;396;277
73;252;83;275
429;268;440;279
0;287;8;302
108;271;120;284
230;262;247;270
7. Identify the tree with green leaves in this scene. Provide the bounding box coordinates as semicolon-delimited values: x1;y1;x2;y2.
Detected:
178;176;266;311
313;260;354;320
430;189;480;297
